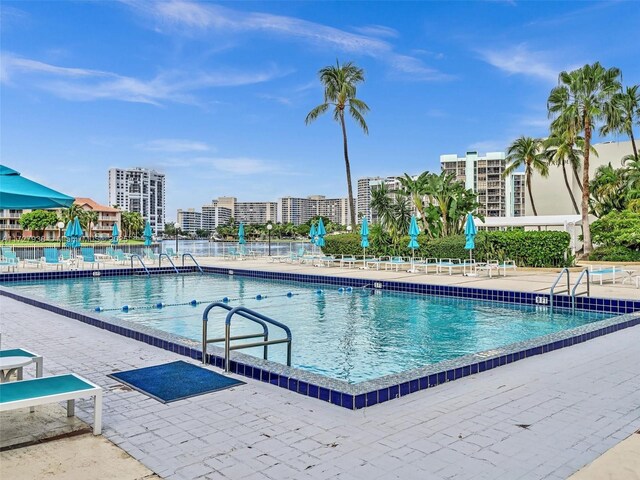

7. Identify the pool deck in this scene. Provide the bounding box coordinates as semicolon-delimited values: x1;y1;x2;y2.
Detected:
2;288;639;479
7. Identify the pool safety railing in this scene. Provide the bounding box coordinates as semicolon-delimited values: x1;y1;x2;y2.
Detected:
202;302;292;372
182;253;203;273
571;268;590;311
129;254;150;276
549;268;570;311
158;253;179;274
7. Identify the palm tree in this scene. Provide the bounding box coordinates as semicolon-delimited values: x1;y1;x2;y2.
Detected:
602;85;640;160
544;132;582;214
547;62;622;254
503;137;549;217
305;60;370;228
61;204;85;225
84;211;98;240
589;163;628;217
399;172;430;230
369;182;394;228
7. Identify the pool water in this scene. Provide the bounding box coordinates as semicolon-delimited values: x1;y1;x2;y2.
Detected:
5;274;612;383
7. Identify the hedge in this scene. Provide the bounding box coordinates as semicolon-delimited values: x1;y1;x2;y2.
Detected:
589;246;640;262
322;230;572;267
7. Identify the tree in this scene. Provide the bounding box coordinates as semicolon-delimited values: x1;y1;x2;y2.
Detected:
121;211;144;238
61;204;86;227
547;62;622;254
602;85;640;160
503;137;549;217
589;163;628;217
305;60;370;227
84;210;98;240
19;210;59;238
544;131;583;214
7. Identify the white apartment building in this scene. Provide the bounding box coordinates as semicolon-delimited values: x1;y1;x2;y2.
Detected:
440;151;524;217
357;176;403;223
202;204;232;231
278;195;349;226
108;167;165;234
177;208;202;235
209;197;276;225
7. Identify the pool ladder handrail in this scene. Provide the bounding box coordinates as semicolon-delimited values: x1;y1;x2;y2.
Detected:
549;267;570;310
158;253;179;274
570;268;590;311
129;254;150;276
202;302;292;372
181;253;203;273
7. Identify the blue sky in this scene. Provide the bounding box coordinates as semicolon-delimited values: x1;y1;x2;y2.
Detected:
2;1;638;221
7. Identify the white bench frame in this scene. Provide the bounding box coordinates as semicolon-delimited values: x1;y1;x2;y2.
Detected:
0;373;103;435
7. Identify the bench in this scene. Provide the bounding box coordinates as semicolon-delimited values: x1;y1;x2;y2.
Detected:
0;373;103;435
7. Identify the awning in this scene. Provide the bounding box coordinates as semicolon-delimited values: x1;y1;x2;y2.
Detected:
0;165;74;209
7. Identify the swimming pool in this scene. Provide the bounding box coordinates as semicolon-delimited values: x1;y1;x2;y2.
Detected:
3;272;615;383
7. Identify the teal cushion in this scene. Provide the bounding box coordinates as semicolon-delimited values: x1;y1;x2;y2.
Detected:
0;349;35;358
0;375;94;404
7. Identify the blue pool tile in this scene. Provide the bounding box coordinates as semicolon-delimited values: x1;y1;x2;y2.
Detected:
389;385;399;400
319;387;330;402
378;388;389;403
288;378;298;392
298;381;308;395
428;374;438;386
399;382;410;396
308;384;319;398
419;376;428;390
446;369;455;382
437;372;446;384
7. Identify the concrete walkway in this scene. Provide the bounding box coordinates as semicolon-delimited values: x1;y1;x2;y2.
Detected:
1;297;639;479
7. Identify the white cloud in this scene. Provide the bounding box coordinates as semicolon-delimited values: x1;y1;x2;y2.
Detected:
123;0;450;81
467;139;510;152
477;44;559;82
351;24;399;38
137;139;212;152
0;53;288;105
156;155;295;176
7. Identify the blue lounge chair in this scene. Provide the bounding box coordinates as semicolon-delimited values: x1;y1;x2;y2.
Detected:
165;247;178;258
0;251;19;272
112;250;127;264
0;373;103;435
589;265;622;285
80;247;104;269
144;248;158;261
43;248;66;270
59;249;72;262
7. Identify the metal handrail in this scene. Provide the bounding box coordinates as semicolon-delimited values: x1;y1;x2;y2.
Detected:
571;268;590;311
224;306;292;372
549;268;570;310
181;253;203;273
129;254;150;276
202;302;269;366
158;253;179;274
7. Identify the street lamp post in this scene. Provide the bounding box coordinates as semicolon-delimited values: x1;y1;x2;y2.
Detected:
346;225;352;233
267;223;273;256
57;221;65;249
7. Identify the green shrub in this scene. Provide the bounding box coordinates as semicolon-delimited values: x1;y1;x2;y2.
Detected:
323;230;572;267
591;210;640;249
589;246;640;262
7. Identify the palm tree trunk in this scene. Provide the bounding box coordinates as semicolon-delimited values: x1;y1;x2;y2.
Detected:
561;163;580;213
526;172;540;231
630;128;638;160
339;112;356;227
572;165;583;192
582;116;593;255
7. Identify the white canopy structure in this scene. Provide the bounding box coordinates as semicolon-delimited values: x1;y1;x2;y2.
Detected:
474;215;583;254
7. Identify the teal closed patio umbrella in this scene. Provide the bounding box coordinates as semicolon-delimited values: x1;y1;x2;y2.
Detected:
143;221;153;246
0;165;74;209
69;216;83;249
464;213;477;262
238;222;246;245
64;221;74;248
360;217;369;267
111;223;119;245
316;218;326;248
407;215;420;272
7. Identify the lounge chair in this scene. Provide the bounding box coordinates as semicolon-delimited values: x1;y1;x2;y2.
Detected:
80;247;104;270
0;373;102;435
165;247;178;258
143;248;158;261
0;348;43;379
0;251;19;272
475;260;500;277
436;258;464;275
340;255;360;268
384;256;411;271
59;249;72;262
43;248;66;270
588;265;622;285
365;256;390;270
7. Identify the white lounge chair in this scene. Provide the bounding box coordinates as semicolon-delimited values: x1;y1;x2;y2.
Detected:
0;373;103;435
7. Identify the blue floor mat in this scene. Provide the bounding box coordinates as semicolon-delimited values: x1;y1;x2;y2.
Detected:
108;361;244;403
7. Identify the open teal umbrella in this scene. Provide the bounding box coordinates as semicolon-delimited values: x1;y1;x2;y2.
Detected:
464;213;477;261
360;217;369;267
316;218;326;248
111;223;119;245
238;222;246;245
143;220;153;246
408;215;420;272
0;165;74;209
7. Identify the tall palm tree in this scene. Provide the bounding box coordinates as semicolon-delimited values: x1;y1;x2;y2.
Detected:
369;182;394;228
61;204;85;225
547;62;622;254
601;85;640;160
305;60;370;227
503;136;549;217
399;172;429;230
544;131;583;214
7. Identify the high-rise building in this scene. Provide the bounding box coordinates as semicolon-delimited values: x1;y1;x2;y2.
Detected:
177;208;202;235
440;151;523;217
357;176;402;223
278;195;349;226
202;204;232;231
208;197;276;224
108;167;165;234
